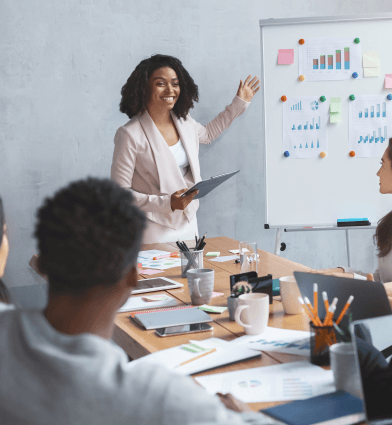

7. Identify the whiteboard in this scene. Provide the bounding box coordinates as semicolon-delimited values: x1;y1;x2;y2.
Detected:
260;14;392;228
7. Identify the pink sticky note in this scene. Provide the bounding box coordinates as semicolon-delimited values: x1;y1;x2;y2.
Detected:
278;49;294;65
212;292;224;298
385;74;392;88
140;269;163;275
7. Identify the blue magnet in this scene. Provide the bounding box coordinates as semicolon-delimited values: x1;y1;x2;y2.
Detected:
388;94;392;100
284;151;290;157
352;72;358;78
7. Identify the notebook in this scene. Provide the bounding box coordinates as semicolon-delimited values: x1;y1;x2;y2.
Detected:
130;306;213;330
262;390;364;425
117;294;177;312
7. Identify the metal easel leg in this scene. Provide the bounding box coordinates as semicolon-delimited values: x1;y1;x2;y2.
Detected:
345;229;352;268
274;228;282;256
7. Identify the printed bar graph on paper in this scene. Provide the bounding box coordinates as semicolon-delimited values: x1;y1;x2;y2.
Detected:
320;55;325;70
344;47;350;69
313;59;318;69
291;116;321;131
336;50;341;70
290;101;302;111
328;55;333;70
358;103;386;119
358;126;387;144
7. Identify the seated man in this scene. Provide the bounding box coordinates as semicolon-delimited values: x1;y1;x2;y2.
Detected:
0;178;273;425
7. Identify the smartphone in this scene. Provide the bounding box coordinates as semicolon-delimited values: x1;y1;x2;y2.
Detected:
155;323;213;337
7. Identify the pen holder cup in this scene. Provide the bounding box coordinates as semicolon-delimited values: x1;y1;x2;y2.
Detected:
310;322;337;366
181;250;204;278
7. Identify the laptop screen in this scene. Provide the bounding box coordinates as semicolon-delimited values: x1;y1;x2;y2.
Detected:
352;316;392;423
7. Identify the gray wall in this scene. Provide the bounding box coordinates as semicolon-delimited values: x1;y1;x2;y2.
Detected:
1;0;390;288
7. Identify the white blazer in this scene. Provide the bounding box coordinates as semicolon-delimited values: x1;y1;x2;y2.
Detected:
111;95;249;230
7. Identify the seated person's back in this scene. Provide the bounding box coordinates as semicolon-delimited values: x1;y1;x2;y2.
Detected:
0;178;269;425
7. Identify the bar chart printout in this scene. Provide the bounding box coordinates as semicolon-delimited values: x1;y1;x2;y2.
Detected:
299;37;362;81
349;96;391;157
283;96;328;159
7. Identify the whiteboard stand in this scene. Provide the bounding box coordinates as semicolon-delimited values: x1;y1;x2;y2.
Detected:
273;225;377;268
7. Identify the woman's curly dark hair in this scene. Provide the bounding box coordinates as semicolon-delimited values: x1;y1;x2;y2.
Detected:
374;138;392;258
120;54;199;120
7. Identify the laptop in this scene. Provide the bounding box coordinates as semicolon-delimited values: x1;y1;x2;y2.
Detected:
294;272;392;322
351;315;392;424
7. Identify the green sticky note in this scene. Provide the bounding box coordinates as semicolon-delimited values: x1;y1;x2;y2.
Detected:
330;112;342;123
198;305;228;314
206;252;220;257
330;97;341;112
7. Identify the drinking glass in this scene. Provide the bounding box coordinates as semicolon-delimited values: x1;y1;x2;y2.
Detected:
239;241;258;274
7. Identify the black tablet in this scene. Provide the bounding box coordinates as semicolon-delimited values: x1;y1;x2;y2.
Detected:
181;170;240;200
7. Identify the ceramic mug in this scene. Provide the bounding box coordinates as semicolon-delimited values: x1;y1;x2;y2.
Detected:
279;276;303;314
330;342;362;397
186;268;214;305
235;293;269;335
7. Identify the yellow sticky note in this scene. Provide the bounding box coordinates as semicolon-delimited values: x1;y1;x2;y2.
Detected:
363;51;380;68
364;68;380;77
330;112;341;123
330;97;341;113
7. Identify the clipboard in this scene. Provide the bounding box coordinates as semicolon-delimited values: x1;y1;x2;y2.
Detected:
180;170;240;200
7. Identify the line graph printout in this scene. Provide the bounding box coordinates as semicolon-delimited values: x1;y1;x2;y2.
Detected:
283;96;329;158
349;95;392;158
299;37;362;81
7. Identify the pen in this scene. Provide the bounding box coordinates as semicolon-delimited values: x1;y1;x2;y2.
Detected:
175;348;217;368
198;232;207;249
313;283;318;322
336;295;354;325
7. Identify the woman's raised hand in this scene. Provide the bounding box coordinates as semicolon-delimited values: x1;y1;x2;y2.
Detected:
170;189;199;211
236;75;260;102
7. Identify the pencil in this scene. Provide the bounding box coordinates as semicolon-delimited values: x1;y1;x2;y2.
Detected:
322;291;329;312
298;297;319;326
304;296;322;326
336;295;354;325
176;348;217;368
313;283;318;322
323;298;338;326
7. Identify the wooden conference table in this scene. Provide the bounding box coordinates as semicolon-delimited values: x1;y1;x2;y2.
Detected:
113;236;314;412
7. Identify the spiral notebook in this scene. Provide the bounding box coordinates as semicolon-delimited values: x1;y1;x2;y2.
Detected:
130;306;212;330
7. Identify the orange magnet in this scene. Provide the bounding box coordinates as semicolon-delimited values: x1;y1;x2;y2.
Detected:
281;95;287;102
349;151;356;157
299;75;305;81
299;39;305;45
320;151;327;158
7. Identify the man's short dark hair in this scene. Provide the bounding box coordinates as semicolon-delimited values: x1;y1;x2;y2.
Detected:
119;54;199;120
35;178;146;294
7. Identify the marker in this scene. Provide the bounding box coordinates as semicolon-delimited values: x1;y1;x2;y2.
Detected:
175;348;217;368
336;295;354;325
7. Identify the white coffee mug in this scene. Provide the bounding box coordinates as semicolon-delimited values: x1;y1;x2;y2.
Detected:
279;276;302;314
330;342;362;397
235;293;269;335
186;268;214;305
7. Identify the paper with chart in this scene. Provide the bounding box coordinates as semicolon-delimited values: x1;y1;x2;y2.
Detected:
283;96;329;158
349;95;392;158
299;37;362;81
137;250;181;270
195;361;335;403
230;326;311;357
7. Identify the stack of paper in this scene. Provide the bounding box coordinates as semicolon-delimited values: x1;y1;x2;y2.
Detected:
137;250;181;270
117;294;177;312
195;361;335;403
